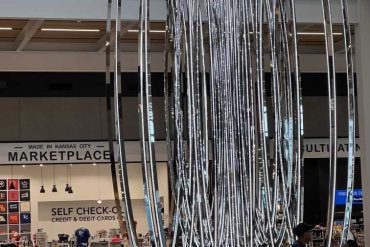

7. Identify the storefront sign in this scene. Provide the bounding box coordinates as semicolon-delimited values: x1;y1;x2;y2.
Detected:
303;138;360;158
0;141;168;164
38;200;120;223
0;138;361;165
1;142;111;164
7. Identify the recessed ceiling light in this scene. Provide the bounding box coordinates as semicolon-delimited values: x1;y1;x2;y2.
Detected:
297;32;342;36
0;27;12;30
127;29;166;33
150;30;166;33
41;28;100;32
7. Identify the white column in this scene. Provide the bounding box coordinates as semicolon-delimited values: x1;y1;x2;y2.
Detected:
355;0;370;244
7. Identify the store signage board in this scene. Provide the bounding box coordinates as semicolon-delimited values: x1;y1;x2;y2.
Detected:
0;141;168;165
0;142;111;165
0;138;361;165
38;199;157;224
302;138;360;158
38;200;120;223
335;189;363;205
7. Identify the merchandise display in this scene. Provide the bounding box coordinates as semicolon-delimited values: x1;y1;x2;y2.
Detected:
33;230;47;247
0;179;31;243
74;227;90;247
57;234;69;243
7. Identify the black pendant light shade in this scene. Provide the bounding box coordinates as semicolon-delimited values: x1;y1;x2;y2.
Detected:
52;185;57;192
9;181;15;190
10;165;15;189
68;164;73;194
40;185;45;193
65;164;70;193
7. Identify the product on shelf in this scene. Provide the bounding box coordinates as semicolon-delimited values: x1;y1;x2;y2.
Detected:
74;228;90;247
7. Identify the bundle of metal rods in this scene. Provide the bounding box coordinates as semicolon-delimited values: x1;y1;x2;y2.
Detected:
105;0;356;246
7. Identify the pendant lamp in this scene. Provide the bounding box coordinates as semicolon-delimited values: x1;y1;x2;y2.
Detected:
65;165;69;192
52;165;57;192
9;165;15;190
40;164;45;193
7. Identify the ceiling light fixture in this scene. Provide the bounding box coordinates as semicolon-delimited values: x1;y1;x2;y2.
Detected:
9;181;15;190
65;164;70;192
9;165;15;190
65;183;70;192
96;164;102;204
52;185;57;193
40;186;46;193
150;30;166;33
68;164;73;194
297;32;342;36
52;165;57;192
40;165;45;194
41;28;100;32
127;29;166;33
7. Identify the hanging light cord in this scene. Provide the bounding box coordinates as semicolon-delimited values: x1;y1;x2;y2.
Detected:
41;166;44;186
69;164;72;187
66;164;69;184
98;164;101;200
53;165;56;185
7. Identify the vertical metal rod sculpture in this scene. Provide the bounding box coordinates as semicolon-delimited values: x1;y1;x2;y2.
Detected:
321;0;337;246
104;0;355;245
288;0;305;226
138;0;166;246
104;0;126;236
340;0;356;245
110;0;139;246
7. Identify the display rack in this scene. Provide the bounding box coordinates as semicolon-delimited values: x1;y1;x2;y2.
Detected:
0;179;31;243
34;230;47;247
311;229;325;247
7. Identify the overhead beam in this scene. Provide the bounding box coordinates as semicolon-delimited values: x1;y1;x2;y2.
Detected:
14;20;43;51
95;26;115;53
95;22;137;52
0;0;358;24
